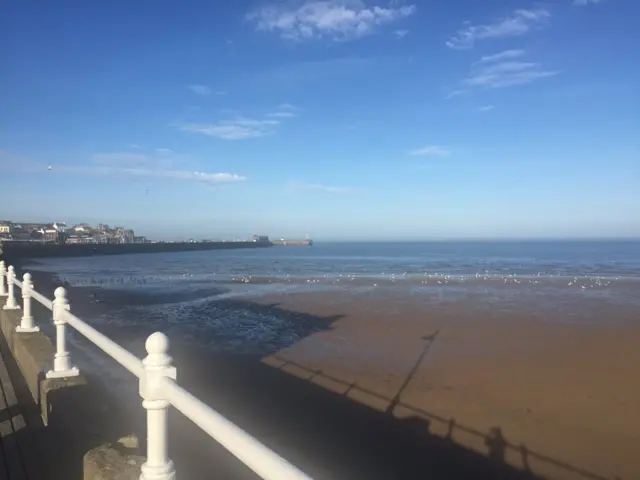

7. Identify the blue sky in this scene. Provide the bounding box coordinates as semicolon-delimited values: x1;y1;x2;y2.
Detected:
1;0;638;241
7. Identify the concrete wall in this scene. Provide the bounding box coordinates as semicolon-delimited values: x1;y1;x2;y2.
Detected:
0;298;144;479
2;240;269;259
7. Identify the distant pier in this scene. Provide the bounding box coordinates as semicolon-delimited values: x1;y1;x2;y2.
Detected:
251;235;313;247
271;238;313;246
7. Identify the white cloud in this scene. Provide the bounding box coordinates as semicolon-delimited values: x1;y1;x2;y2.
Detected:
69;164;245;184
181;118;281;140
448;51;559;96
394;29;409;39
189;84;212;96
0;150;245;186
246;0;416;41
266;103;301;119
476;49;525;64
446;9;550;49
479;105;495;112
180;105;298;140
464;60;559;89
408;146;451;157
572;0;605;5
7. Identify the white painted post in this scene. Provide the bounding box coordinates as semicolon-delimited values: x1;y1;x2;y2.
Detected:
139;332;177;480
0;261;7;296
16;273;39;332
45;287;80;378
3;266;20;310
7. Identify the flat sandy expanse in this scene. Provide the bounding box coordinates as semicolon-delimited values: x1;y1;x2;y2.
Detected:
19;267;640;480
249;290;639;480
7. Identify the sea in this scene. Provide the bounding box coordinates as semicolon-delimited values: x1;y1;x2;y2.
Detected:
20;239;640;407
25;240;640;328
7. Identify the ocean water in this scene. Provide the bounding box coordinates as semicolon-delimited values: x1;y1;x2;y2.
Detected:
20;240;640;392
24;240;640;353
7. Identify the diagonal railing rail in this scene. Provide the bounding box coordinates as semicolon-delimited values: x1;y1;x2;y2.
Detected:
0;260;313;480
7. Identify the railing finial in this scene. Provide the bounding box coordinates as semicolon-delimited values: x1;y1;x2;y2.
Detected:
16;272;39;332
3;265;20;310
46;286;80;378
145;332;171;365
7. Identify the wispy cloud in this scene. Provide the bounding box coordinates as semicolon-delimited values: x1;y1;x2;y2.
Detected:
68;165;245;184
290;181;360;194
408;146;451;157
394;29;409;39
0;150;245;186
266;103;301;119
448;51;559;96
479;105;495;112
180;104;298;140
246;0;416;42
188;84;212;96
446;9;550;49
464;60;560;89
572;0;605;5
476;49;525;64
181;118;280;140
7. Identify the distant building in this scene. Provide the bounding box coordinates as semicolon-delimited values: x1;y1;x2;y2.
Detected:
0;221;12;235
114;227;135;244
252;235;270;244
53;222;68;233
39;225;60;243
72;223;92;233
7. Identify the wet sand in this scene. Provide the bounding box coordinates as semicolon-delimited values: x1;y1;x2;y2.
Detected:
13;264;640;480
249;290;640;480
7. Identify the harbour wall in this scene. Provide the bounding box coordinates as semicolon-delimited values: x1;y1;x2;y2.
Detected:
1;240;270;260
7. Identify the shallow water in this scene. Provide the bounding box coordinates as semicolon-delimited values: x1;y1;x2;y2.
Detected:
24;240;640;352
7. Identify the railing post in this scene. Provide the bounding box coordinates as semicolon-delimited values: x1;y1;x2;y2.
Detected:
16;273;40;332
0;261;7;297
3;266;20;310
139;332;177;480
45;287;80;378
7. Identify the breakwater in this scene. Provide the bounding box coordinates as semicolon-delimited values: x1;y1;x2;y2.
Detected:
271;239;313;246
1;240;269;259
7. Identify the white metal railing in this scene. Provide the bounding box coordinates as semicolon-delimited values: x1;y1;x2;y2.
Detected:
0;260;313;480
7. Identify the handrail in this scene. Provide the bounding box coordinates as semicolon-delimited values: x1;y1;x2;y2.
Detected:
161;378;313;480
0;261;313;480
28;289;53;310
61;310;144;377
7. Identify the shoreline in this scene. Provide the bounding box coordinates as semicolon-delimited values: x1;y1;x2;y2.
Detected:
5;260;639;479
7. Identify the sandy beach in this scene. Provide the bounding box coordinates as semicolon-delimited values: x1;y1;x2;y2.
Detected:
12;262;640;480
251;291;640;480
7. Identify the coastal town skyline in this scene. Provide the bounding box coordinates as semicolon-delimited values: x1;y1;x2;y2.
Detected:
1;1;638;240
0;219;312;244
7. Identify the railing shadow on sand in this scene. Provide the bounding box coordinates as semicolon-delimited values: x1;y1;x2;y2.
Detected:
260;352;619;480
